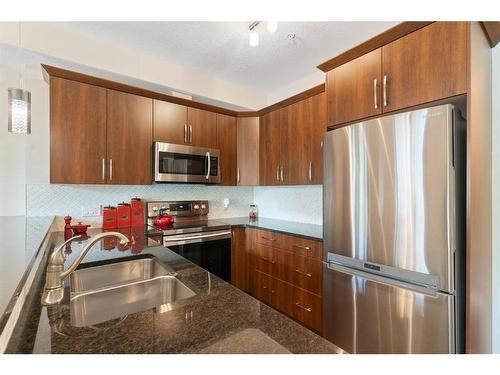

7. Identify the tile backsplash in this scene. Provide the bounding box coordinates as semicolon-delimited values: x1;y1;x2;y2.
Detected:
26;183;322;226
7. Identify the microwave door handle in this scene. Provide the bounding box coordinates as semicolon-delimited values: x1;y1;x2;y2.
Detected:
205;151;210;180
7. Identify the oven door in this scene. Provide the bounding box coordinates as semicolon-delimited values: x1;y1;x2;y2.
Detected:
163;230;231;282
154;142;220;184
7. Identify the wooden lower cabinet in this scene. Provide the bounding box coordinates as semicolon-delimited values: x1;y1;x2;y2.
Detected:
246;228;323;333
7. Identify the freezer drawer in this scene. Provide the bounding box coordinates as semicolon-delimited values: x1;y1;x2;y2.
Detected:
323;263;455;354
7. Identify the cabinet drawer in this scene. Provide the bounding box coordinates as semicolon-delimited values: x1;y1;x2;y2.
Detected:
253;270;277;305
290;254;323;295
284;236;323;260
254;243;288;281
254;229;285;248
292;287;323;333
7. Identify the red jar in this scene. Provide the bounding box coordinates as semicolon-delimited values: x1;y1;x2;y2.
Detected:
117;202;131;228
130;197;144;227
102;206;117;229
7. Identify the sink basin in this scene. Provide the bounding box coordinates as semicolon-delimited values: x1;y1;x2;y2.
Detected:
68;257;196;327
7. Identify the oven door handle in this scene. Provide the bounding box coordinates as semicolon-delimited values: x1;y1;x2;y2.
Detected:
163;230;231;244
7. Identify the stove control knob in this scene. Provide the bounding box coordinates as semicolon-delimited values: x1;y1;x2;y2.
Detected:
194;204;200;210
152;206;158;212
201;204;206;209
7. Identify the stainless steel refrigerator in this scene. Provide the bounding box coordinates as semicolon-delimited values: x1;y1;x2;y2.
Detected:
322;104;466;354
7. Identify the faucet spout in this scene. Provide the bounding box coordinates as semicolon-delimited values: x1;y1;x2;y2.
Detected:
41;232;130;306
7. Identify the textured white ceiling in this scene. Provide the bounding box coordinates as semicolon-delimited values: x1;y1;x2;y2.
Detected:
61;22;398;92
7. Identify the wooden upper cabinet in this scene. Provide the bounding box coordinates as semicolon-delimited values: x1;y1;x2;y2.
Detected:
307;92;326;184
236;117;260;186
153;100;187;144
50;77;107;184
382;22;467;112
107;90;153;185
216;114;237;186
188;107;217;148
259;110;281;186
327;48;382;126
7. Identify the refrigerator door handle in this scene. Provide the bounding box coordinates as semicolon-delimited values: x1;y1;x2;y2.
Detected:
327;262;439;297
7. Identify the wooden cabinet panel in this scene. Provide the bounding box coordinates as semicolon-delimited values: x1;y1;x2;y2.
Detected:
254;229;284;249
284;235;323;260
307;93;326;184
231;228;249;291
50;78;107;184
382;22;467;112
236;117;259;186
290;254;323;295
259;110;281;185
153;100;187;144
327;48;382;126
253;270;277;305
107;90;153;185
188;107;217;148
216;114;237;186
292;287;323;333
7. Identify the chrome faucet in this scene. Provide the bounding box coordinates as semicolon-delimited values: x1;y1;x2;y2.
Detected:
41;232;129;306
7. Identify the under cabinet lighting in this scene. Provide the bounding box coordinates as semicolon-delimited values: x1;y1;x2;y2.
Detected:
8;88;31;134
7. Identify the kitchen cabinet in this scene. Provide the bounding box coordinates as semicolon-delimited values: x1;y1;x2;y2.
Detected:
153;100;187;144
326;48;382;126
236;117;260;186
188;107;217;148
50;78;107;184
381;22;467;112
107;90;153;185
259;110;281;185
307;93;327;184
231;227;250;291
153;101;217;149
216;114;237;186
325;22;468;127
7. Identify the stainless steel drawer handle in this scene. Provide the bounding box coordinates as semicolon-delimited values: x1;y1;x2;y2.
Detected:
184;124;188;143
276;165;280;181
373;78;378;109
102;158;106;181
293;244;311;251
261;236;276;241
109;159;113;181
295;269;312;277
189;124;193;144
308;161;312;182
262;257;276;264
262;285;276;294
295;302;312;312
383;75;388;107
237;167;240;184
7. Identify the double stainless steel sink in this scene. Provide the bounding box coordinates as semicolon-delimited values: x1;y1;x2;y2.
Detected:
68;257;196;327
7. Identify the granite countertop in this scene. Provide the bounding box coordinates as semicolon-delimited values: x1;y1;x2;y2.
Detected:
0;216;55;332
4;228;341;354
217;217;323;241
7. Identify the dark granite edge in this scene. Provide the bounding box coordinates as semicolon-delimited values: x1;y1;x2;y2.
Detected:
215;217;323;241
0;217;55;336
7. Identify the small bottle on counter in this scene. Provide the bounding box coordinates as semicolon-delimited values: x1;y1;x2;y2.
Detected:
249;204;258;221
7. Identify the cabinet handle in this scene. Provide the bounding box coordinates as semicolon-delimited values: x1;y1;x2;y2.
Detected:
293;244;311;251
237;167;240;184
262;257;276;264
280;165;284;182
383;75;388;107
308;161;312;182
261;236;276;241
189;124;193;144
109;159;113;181
184;124;188;143
373;78;378;109
295;302;312;312
295;269;312;277
102;158;106;181
262;285;275;294
276;165;280;182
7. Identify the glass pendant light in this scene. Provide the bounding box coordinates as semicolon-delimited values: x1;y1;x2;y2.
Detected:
8;87;31;134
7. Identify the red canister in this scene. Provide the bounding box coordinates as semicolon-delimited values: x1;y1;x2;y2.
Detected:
117;202;131;228
102;206;117;229
130;197;144;227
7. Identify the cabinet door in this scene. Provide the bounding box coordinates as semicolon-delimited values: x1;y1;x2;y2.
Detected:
236;117;260;186
187;107;217;148
382;22;467;112
216;114;237;185
327;48;382;126
231;228;248;291
153;100;187;144
259;110;281;185
307;93;326;184
50;78;107;184
293;287;323;333
107;90;153;185
280;100;310;185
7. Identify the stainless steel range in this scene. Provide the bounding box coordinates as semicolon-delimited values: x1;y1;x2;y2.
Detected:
146;200;232;282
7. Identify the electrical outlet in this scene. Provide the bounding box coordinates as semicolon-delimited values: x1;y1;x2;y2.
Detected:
81;205;102;217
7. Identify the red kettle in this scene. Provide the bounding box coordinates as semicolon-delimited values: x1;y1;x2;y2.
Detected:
153;209;174;228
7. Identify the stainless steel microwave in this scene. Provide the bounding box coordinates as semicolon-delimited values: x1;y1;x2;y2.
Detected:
154;142;220;184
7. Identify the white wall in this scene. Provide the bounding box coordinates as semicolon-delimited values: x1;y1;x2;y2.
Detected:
492;43;500;354
267;70;324;105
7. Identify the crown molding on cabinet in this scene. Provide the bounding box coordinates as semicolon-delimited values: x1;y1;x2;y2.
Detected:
480;21;500;48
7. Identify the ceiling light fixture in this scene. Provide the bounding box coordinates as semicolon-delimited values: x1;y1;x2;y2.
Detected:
249;21;260;47
8;87;31;135
267;21;278;33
